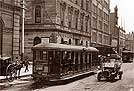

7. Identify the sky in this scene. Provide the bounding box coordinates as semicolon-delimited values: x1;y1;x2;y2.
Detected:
110;0;134;33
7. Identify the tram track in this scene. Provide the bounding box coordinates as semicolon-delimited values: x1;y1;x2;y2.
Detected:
90;81;108;91
84;81;108;91
81;75;109;91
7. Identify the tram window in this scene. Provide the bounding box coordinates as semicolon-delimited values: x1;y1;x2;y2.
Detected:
71;52;74;64
92;53;98;60
85;53;87;69
67;52;71;59
80;52;83;69
89;53;91;68
75;52;78;71
63;51;67;60
38;51;47;62
92;53;98;66
48;51;53;60
55;51;60;61
33;51;36;60
40;51;43;60
36;51;40;60
43;51;47;62
85;53;87;63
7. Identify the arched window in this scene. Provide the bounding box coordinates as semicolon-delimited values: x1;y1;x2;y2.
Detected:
33;37;41;46
35;6;41;23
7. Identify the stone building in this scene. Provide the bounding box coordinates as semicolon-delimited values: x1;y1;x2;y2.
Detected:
0;0;21;59
123;32;134;62
24;0;111;59
90;0;111;56
125;32;134;52
110;6;119;53
118;26;126;56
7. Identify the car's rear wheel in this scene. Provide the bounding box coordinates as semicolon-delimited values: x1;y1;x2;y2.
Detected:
97;72;102;81
110;75;115;81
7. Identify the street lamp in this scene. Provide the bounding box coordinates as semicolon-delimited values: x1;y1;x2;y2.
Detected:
20;0;25;61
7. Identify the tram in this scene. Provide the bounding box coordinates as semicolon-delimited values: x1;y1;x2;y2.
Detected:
32;43;99;82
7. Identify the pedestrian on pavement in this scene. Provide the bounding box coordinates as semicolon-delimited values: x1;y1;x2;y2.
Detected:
24;56;30;72
15;56;23;79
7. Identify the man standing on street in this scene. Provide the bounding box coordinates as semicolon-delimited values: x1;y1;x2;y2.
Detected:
24;56;30;72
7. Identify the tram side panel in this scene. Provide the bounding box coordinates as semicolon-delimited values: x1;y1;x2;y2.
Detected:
32;48;99;81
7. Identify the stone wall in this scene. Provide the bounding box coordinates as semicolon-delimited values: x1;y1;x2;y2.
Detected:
0;1;21;59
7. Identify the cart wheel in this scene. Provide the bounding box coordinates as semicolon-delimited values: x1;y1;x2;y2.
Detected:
6;64;17;82
97;72;102;81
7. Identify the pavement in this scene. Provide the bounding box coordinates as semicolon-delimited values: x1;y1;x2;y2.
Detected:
0;65;32;82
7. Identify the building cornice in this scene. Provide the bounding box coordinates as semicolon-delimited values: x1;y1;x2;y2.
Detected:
0;1;21;12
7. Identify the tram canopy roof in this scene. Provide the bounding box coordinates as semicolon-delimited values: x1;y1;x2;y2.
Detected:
122;50;134;53
85;46;99;52
32;43;99;52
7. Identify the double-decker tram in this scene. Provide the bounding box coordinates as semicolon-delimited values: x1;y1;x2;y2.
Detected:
32;43;99;82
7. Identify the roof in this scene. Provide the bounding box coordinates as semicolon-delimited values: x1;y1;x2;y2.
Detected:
86;46;99;52
96;46;117;55
105;54;121;59
122;50;134;53
32;43;99;52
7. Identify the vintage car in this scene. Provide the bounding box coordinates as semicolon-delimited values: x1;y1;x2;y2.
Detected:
97;54;123;81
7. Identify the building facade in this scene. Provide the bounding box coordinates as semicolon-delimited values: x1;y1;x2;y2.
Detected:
91;0;110;47
91;0;111;56
0;0;21;59
125;32;134;52
24;0;111;59
110;6;119;53
118;26;126;56
123;32;134;62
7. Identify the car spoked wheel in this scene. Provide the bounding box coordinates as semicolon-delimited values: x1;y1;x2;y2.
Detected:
97;72;102;81
110;75;115;82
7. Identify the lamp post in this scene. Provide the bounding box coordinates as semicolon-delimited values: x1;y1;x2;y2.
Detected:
21;0;25;61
